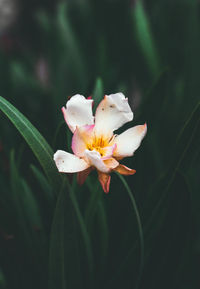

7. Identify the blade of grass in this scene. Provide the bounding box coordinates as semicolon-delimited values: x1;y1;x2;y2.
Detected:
85;175;109;284
132;0;160;77
110;101;200;282
9;150;31;240
9;150;48;280
49;179;82;289
30;164;54;207
57;3;87;90
30;164;53;194
92;77;104;110
67;181;94;287
110;173;144;289
20;179;43;228
96;199;109;263
49;178;94;289
0;96;62;191
84;179;101;228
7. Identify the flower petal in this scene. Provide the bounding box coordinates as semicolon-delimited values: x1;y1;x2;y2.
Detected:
101;143;117;160
103;158;119;169
113;123;147;157
98;171;111;193
114;164;136;175
54;150;89;173
77;167;93;185
94;93;133;137
72;125;94;157
62;94;94;133
84;149;110;173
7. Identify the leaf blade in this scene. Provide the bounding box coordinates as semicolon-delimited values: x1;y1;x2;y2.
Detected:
0;96;62;191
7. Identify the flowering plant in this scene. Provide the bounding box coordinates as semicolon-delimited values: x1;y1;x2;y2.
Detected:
54;93;147;193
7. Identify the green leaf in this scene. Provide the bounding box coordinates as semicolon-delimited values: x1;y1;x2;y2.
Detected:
20;179;43;228
49;179;94;289
132;0;160;77
84;178;101;229
92;77;104;110
49;183;82;289
0;96;62;191
148;101;200;224
85;176;109;282
30;164;54;207
9;150;29;232
143;101;200;221
107;173;144;289
96;199;109;271
57;2;87;90
10;151;44;236
110;101;200;284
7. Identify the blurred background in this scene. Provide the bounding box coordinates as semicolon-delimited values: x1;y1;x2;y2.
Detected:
0;0;200;288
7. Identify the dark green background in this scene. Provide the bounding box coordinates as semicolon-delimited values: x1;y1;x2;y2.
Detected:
0;0;200;288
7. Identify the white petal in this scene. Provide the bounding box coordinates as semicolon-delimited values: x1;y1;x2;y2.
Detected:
113;124;147;157
62;94;94;133
84;149;110;173
94;93;133;137
54;150;89;173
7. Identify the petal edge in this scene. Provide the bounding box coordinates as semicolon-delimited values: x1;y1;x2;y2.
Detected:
114;164;136;175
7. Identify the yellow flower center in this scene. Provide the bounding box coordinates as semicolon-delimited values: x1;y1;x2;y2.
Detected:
86;135;114;157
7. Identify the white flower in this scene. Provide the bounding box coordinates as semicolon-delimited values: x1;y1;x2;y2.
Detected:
54;93;147;193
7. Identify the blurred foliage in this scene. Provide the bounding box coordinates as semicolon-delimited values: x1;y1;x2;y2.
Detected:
0;0;200;288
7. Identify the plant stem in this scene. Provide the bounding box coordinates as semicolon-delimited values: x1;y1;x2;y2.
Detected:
116;172;144;289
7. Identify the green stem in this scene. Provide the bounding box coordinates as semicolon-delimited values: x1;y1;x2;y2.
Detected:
65;179;94;288
116;172;144;289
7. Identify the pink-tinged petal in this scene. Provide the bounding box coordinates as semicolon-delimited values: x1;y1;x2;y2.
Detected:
94;93;133;137
87;96;94;107
54;150;89;173
72;125;95;157
113;123;147;158
114;164;136;175
84;149;111;173
62;106;68;125
63;94;94;133
101;143;117;160
98;171;111;193
103;158;119;169
77;167;93;185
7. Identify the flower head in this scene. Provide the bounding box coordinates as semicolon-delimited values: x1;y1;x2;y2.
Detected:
54;93;147;193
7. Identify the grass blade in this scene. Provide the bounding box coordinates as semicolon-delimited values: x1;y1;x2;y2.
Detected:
115;173;144;289
48;182;82;289
132;0;160;77
49;178;94;289
0;96;62;191
113;101;200;282
92;77;104;110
